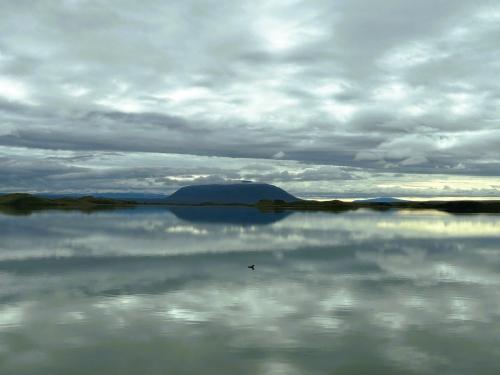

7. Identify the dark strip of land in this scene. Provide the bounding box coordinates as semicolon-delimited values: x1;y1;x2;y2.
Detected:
255;199;500;214
1;193;500;214
0;193;136;215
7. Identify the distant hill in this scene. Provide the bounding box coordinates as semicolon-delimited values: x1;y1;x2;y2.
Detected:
39;192;169;203
353;197;408;203
163;183;299;205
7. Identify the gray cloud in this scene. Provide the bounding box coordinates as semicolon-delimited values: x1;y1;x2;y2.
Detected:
0;0;499;195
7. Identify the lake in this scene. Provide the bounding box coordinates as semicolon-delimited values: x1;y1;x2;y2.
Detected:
1;207;500;374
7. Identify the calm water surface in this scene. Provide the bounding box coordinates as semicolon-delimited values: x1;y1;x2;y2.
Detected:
1;207;500;374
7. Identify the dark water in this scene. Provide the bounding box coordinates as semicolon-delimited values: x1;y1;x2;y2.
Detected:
1;207;500;374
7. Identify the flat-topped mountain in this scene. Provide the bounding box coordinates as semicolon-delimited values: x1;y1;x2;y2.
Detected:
164;183;299;205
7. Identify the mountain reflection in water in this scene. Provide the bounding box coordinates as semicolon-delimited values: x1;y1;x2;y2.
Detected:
168;206;291;225
1;208;500;374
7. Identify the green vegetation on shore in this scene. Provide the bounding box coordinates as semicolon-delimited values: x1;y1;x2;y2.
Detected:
256;199;500;214
0;193;136;214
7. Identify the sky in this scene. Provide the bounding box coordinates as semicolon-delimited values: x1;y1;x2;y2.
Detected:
0;0;499;198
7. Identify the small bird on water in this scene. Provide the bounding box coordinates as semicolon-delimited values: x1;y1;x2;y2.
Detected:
248;264;255;270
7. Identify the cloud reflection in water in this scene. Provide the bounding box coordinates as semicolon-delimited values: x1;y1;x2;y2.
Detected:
1;208;500;374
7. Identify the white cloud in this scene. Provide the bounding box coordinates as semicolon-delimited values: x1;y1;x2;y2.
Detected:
0;76;31;103
273;151;285;159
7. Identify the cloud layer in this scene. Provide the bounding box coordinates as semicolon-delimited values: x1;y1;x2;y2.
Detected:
1;0;499;196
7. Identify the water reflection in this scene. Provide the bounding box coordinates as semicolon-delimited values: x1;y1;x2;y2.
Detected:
169;206;291;225
1;208;500;374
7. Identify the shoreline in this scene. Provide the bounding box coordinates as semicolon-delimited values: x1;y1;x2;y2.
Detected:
1;193;500;214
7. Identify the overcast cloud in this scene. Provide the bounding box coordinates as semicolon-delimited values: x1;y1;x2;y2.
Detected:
0;0;499;197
